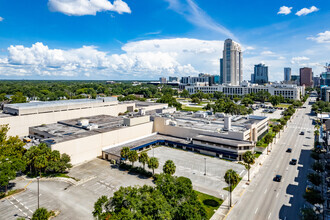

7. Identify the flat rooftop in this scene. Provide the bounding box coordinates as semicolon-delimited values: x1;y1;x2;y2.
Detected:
194;134;253;147
30;115;129;144
4;97;118;110
160;111;267;133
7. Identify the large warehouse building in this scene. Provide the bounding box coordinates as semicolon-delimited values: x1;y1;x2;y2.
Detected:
1;98;269;165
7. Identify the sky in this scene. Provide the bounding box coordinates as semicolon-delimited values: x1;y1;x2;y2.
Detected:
0;0;329;81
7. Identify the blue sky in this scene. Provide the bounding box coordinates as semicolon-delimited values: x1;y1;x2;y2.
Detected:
0;0;329;81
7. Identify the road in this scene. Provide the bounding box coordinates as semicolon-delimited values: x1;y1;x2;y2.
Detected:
226;97;316;220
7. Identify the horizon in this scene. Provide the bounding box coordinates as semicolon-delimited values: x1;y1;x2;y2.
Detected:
0;0;329;81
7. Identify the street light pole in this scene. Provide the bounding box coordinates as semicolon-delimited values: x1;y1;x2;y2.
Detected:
37;176;40;209
204;158;206;175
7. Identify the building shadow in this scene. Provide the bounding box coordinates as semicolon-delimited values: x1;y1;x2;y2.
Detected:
279;149;312;220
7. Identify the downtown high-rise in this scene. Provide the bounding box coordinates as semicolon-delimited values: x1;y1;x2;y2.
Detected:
284;67;291;82
220;39;243;86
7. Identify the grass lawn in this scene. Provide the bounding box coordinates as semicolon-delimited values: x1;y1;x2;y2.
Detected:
254;151;262;158
223;177;242;192
195;190;223;219
182;105;206;112
0;188;25;199
276;103;291;108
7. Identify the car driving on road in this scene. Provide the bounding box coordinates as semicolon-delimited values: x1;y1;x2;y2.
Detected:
290;159;297;165
274;175;282;182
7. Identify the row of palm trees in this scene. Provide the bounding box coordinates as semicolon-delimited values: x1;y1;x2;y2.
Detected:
120;147;176;175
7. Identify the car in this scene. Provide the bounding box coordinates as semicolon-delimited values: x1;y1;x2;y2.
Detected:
286;148;292;153
290;159;297;165
274;175;282;182
300;131;305;135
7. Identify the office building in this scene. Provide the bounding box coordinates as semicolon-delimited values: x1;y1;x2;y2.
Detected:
284;68;291;82
313;76;320;88
168;76;179;82
320;63;330;86
221;39;243;86
291;75;300;85
253;64;268;84
251;74;255;83
185;82;305;100
220;58;223;84
321;86;330;102
300;67;313;87
159;77;167;84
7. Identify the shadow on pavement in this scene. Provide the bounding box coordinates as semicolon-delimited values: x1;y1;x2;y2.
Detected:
279;149;312;220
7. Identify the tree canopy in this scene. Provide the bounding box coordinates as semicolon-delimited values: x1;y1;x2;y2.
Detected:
93;174;207;220
163;160;176;175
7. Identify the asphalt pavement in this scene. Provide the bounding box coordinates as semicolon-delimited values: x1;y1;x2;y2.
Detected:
225;97;316;220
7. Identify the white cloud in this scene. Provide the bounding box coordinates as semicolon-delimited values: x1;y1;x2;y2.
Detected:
291;56;309;64
261;50;274;56
277;6;292;15
307;31;330;43
48;0;131;16
296;6;319;16
1;39;227;79
0;17;3;21
164;0;235;39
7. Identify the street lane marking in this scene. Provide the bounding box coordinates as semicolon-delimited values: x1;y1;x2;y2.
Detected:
264;188;267;194
276;193;279;198
268;213;272;219
255;207;258;214
239;170;244;176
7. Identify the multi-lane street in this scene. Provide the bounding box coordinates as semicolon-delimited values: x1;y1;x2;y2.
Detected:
226;97;316;220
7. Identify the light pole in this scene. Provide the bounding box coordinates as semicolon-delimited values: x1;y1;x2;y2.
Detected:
229;173;232;208
204;158;206;176
37;176;40;209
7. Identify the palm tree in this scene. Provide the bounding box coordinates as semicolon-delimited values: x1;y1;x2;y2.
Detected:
242;151;254;181
128;150;138;167
163;160;176;175
224;169;240;208
120;147;130;163
139;152;149;170
148;157;159;175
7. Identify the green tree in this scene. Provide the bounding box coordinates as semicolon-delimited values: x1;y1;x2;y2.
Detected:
264;133;273;144
31;207;50;220
191;97;201;104
224;169;240;207
127;150;138;167
242;151;254;181
92;195;110;220
301;208;319;220
312;161;324;173
11;92;27;104
307;173;322;186
303;189;324;205
180;89;190;98
139;152;149;170
0;160;16;193
148;157;159;175
120;147;130;162
163;160;176;175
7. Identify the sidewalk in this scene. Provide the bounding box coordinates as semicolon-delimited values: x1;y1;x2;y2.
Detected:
211;116;293;220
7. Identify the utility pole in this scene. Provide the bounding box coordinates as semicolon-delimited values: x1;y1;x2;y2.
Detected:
204;158;206;176
37;176;40;209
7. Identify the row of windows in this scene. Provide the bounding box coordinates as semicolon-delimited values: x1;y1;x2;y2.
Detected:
198;141;250;151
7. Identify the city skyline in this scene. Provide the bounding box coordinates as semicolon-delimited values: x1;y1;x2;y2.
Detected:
0;0;329;81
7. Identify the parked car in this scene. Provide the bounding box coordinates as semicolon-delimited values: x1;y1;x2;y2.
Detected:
290;159;297;165
274;175;282;182
286;148;292;153
300;131;305;135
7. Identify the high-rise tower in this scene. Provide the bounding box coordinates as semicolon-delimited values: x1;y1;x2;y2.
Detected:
221;39;243;85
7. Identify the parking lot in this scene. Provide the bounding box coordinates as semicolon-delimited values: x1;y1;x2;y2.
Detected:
253;108;283;119
1;159;153;220
1;148;246;219
143;146;246;198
